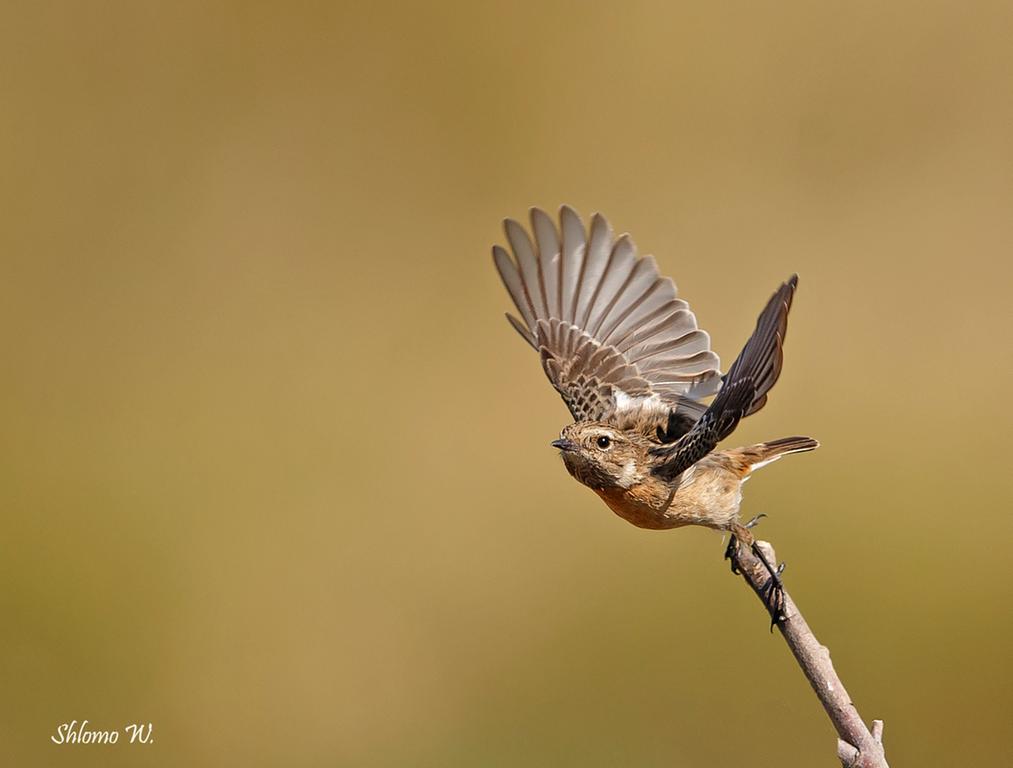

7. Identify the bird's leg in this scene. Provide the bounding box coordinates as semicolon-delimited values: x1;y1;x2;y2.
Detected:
727;521;787;630
723;514;766;575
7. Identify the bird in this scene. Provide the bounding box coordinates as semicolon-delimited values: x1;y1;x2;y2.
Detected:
491;205;818;622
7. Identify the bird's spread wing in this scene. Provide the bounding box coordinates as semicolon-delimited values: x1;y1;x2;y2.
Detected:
650;275;798;480
493;206;722;428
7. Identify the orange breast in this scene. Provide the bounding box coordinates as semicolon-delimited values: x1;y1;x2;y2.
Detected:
594;486;684;530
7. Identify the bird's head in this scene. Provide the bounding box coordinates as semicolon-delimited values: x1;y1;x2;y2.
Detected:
551;422;649;491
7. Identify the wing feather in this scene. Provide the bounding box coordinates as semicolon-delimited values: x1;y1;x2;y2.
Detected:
493;245;537;339
530;207;561;320
559;205;586;325
586;235;637;336
574;213;612;327
600;280;677;349
505;218;547;320
613;301;691;352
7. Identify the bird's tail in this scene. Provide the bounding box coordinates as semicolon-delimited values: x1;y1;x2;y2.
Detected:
738;436;819;473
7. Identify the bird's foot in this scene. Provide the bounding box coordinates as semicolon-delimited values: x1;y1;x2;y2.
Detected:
753;543;787;631
724;534;742;575
725;519;788;630
744;513;766;529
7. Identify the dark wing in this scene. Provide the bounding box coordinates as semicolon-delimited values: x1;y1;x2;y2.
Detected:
650;275;798;480
492;206;722;425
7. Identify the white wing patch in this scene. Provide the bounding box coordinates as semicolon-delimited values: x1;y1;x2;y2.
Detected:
613;389;664;415
613;389;638;413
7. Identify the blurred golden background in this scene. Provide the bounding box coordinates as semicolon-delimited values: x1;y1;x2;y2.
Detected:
2;2;1011;766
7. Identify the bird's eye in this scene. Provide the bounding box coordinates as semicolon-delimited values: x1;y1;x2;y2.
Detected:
596;435;612;450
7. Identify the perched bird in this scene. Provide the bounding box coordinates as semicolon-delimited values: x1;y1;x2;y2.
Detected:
492;205;818;619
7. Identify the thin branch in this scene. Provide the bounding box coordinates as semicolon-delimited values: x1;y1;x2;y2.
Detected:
732;540;889;768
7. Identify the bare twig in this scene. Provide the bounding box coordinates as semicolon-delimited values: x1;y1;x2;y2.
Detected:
732;540;889;768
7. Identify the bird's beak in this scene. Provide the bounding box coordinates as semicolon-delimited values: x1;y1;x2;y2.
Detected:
551;438;578;453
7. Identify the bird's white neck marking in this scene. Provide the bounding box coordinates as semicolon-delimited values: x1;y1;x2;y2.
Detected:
617;459;638;489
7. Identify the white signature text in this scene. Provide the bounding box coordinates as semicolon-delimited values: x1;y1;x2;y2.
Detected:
51;720;154;745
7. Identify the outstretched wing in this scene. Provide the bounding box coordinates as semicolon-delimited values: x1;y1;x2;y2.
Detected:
492;206;722;427
650;275;798;480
